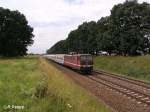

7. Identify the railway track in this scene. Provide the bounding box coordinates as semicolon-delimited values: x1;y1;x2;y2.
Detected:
94;70;150;89
87;70;150;106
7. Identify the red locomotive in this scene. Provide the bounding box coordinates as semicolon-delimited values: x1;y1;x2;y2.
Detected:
45;54;93;73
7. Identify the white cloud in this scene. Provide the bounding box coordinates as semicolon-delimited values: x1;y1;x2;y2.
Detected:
0;0;149;53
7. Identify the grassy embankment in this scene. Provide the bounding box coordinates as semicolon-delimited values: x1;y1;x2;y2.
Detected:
94;55;150;82
0;56;110;112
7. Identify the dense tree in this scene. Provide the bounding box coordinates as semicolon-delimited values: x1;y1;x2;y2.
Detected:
66;29;80;53
0;7;34;57
110;0;150;55
76;21;98;54
64;21;98;54
96;17;115;54
47;0;150;56
47;40;67;54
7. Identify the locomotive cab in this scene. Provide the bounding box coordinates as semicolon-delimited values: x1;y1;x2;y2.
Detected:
80;54;93;73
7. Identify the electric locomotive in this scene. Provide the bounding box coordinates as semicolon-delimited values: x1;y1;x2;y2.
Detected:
64;54;93;73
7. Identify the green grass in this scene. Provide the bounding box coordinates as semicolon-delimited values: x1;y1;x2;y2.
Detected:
0;57;70;112
0;56;110;112
94;55;150;82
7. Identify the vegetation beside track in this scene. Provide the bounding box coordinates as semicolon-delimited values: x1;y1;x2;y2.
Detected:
0;56;68;112
94;55;150;83
40;58;110;112
0;56;110;112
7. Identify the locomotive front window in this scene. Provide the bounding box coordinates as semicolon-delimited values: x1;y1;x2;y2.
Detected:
81;56;86;61
87;56;92;61
81;55;92;60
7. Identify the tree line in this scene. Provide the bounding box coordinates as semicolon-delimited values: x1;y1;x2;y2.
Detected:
47;0;150;56
0;7;34;57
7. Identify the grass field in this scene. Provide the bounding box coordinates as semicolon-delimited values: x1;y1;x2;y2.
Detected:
94;55;150;82
0;56;110;112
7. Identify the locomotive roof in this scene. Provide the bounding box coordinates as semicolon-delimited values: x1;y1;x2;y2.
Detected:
65;54;92;56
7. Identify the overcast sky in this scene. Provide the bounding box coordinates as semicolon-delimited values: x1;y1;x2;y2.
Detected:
0;0;149;54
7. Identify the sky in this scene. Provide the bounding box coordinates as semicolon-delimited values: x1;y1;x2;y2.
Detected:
0;0;149;54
